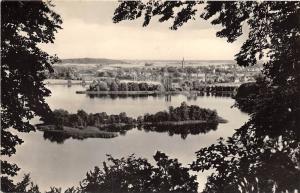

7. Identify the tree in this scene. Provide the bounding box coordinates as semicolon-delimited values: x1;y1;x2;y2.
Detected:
45;187;62;193
1;174;40;193
110;81;119;91
192;80;201;91
113;1;300;192
132;82;140;91
69;114;79;127
97;81;109;91
119;112;128;123
137;116;144;124
138;82;148;91
155;84;165;92
80;151;198;193
119;82;128;91
234;79;265;113
51;109;69;129
180;102;189;121
1;0;62;189
77;110;88;127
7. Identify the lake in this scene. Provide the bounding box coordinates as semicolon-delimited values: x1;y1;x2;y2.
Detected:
9;85;249;191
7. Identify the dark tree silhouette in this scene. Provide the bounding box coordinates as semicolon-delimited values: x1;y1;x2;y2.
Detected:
1;174;40;193
80;151;198;193
0;152;198;193
1;0;62;190
234;75;266;114
113;1;300;192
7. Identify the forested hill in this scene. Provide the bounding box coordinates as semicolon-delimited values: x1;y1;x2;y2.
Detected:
59;58;128;64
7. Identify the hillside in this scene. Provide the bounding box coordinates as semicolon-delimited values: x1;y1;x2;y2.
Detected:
59;58;127;65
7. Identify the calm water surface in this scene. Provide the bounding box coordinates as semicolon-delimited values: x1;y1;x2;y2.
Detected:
10;85;249;191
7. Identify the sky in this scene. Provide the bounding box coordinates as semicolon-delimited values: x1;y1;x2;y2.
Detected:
41;1;246;60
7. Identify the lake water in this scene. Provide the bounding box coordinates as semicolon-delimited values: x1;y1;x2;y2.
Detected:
9;85;249;191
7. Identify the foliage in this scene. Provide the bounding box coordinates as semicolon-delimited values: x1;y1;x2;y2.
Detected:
1;174;40;193
80;151;198;193
45;187;62;193
1;0;62;189
113;1;300;193
40;103;221;144
234;75;267;113
143;102;219;123
45;102;220;130
46;66;80;80
119;82;129;91
44;109;136;129
88;79;163;92
1;153;197;193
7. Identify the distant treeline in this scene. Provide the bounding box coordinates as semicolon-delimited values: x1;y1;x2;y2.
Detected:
87;79;237;93
88;79;164;92
43;102;221;130
46;66;81;80
59;58;127;64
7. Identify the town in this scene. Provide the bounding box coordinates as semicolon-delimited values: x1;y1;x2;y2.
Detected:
46;58;262;93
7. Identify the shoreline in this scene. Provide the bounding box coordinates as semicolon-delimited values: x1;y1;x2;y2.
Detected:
76;90;235;95
143;119;227;125
44;79;93;85
37;119;227;137
37;125;119;139
76;90;163;95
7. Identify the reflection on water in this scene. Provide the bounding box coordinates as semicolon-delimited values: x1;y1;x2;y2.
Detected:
43;131;71;144
43;130;119;144
141;123;218;140
42;123;219;143
86;92;234;101
87;93;154;99
10;85;249;192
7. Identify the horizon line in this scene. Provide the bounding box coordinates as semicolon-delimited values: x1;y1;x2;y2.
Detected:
59;57;236;61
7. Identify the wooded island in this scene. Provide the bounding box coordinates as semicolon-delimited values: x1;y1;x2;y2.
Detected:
38;102;227;140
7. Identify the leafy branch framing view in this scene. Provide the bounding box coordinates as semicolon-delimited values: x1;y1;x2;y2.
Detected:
1;1;299;193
